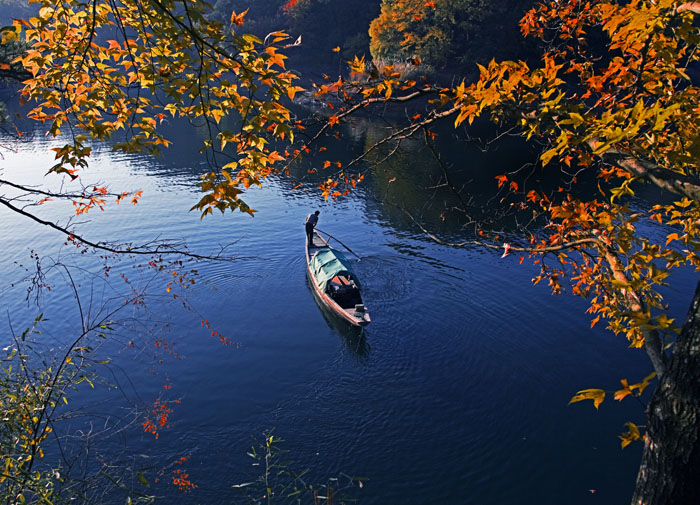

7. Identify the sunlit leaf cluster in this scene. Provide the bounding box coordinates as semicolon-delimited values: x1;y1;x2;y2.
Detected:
446;0;700;344
368;0;492;69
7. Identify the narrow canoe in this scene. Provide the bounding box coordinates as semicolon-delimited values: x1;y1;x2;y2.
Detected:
305;230;370;326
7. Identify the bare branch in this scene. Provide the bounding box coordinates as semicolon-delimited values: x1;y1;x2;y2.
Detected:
676;2;700;14
0;197;235;261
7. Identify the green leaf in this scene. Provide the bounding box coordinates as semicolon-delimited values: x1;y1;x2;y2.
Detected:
242;34;262;45
137;472;150;487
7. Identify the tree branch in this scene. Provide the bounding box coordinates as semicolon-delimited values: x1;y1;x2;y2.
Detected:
676;2;700;14
0;197;235;261
403;208;599;253
603;150;700;202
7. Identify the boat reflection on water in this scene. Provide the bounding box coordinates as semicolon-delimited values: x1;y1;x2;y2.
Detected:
307;275;370;358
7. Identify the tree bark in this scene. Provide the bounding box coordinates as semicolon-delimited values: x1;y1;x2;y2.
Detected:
631;280;700;505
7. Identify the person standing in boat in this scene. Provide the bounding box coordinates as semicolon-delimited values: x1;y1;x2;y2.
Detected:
305;210;320;247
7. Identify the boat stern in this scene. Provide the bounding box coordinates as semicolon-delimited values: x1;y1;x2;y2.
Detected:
353;304;371;326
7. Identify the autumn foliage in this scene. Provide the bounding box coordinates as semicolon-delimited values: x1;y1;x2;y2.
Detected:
366;0;538;69
369;0;492;68
10;0;300;218
338;0;700;352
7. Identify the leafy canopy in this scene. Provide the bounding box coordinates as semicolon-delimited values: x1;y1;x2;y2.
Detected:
11;0;302;217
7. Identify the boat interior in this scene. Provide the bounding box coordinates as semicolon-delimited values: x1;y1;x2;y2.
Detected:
327;274;363;309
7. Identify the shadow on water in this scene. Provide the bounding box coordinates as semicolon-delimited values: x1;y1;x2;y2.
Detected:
322;307;370;358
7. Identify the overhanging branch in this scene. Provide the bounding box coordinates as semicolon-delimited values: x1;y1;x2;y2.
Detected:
604;150;700;202
0;197;235;261
403;208;599;253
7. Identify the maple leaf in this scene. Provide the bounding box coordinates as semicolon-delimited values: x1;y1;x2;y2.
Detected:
230;8;248;26
614;379;632;401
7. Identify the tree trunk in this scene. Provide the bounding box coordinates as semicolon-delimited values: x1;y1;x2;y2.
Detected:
631;280;700;505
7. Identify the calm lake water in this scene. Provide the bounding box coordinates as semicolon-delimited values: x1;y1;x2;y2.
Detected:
1;99;696;505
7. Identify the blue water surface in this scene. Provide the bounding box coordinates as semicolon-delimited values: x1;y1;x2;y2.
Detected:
1;109;695;505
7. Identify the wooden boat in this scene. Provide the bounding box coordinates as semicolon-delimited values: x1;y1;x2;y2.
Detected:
306;230;371;326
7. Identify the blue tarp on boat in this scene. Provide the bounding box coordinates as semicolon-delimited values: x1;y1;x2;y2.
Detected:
309;248;360;292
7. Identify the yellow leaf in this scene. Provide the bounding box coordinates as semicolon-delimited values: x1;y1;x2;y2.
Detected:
1;28;17;44
629;372;656;394
540;148;558;167
569;388;605;409
619;422;641;449
38;5;54;19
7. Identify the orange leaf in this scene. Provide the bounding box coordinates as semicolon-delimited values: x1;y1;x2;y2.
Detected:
131;190;143;205
230;8;248;26
286;86;304;100
267;151;285;163
614;379;632;401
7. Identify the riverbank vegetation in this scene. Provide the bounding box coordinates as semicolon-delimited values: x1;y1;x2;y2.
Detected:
2;0;700;503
